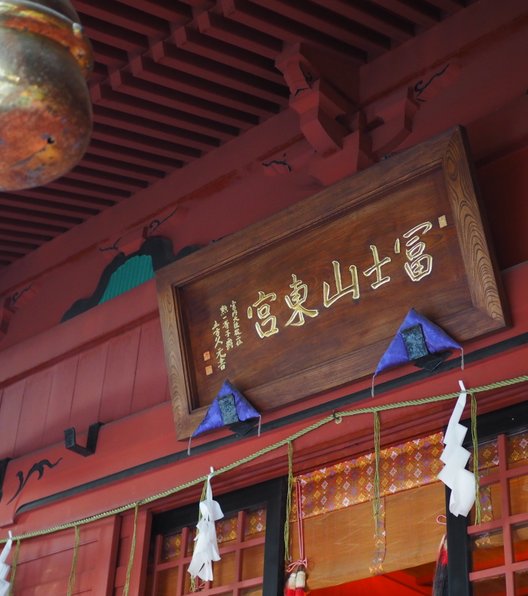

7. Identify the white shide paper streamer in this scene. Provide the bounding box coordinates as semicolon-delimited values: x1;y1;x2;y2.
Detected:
188;468;224;583
0;531;12;596
438;381;476;517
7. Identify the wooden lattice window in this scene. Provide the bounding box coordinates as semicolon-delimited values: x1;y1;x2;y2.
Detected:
146;478;286;595
468;431;528;594
447;402;528;595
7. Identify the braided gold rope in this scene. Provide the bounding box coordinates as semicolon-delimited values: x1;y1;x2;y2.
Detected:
370;411;386;573
8;539;20;596
1;374;526;545
283;441;294;564
471;392;481;525
372;412;382;526
122;503;139;596
66;526;80;596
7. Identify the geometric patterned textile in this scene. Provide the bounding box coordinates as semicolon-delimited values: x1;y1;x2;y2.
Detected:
508;431;528;465
297;431;528;521
216;508;266;544
477;431;528;472
297;432;445;520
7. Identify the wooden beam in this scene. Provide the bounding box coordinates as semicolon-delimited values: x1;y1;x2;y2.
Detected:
75;0;170;38
0;216;71;235
172;26;284;85
81;153;166;181
220;0;367;61
87;138;186;170
426;0;466;14
109;69;254;130
0;227;52;243
47;176;131;200
0;239;40;252
308;0;414;44
79;14;147;52
90;125;199;164
372;0;440;28
115;0;192;24
16;187;116;208
67;167;149;192
90;40;128;69
196;10;281;60
0;195;99;219
93;103;222;155
91;83;238;142
130;55;279;118
150;40;288;105
249;0;389;57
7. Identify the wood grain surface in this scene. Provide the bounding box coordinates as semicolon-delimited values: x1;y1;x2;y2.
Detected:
156;127;507;438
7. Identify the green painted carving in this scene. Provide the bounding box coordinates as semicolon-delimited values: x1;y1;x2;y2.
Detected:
98;254;154;304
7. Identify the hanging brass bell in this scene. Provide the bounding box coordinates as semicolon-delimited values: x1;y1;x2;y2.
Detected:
0;0;93;190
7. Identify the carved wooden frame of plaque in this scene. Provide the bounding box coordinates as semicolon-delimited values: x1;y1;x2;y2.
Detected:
156;127;507;439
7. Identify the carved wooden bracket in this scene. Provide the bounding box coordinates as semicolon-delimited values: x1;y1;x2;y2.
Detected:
309;126;373;187
292;78;353;155
275;43;424;185
366;87;420;159
276;43;356;156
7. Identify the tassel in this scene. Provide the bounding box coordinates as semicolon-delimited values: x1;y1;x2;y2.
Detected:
294;567;307;595
284;571;296;596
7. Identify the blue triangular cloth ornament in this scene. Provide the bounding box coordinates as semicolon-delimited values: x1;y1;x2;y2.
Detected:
372;309;463;395
188;380;261;454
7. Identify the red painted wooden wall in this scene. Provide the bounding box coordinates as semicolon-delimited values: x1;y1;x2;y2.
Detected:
0;315;168;460
0;2;527;593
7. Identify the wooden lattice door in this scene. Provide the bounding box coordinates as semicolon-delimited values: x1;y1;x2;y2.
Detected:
147;478;286;595
447;402;528;596
468;431;528;594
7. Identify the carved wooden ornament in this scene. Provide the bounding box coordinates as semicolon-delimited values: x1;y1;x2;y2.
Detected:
156;127;506;439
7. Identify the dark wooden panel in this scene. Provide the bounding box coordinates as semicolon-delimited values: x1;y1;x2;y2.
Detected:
157;127;507;438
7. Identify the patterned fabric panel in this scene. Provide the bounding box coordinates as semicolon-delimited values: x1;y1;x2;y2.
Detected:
297;431;528;520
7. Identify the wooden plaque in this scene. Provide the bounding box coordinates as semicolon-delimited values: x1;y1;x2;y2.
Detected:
156;128;507;438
